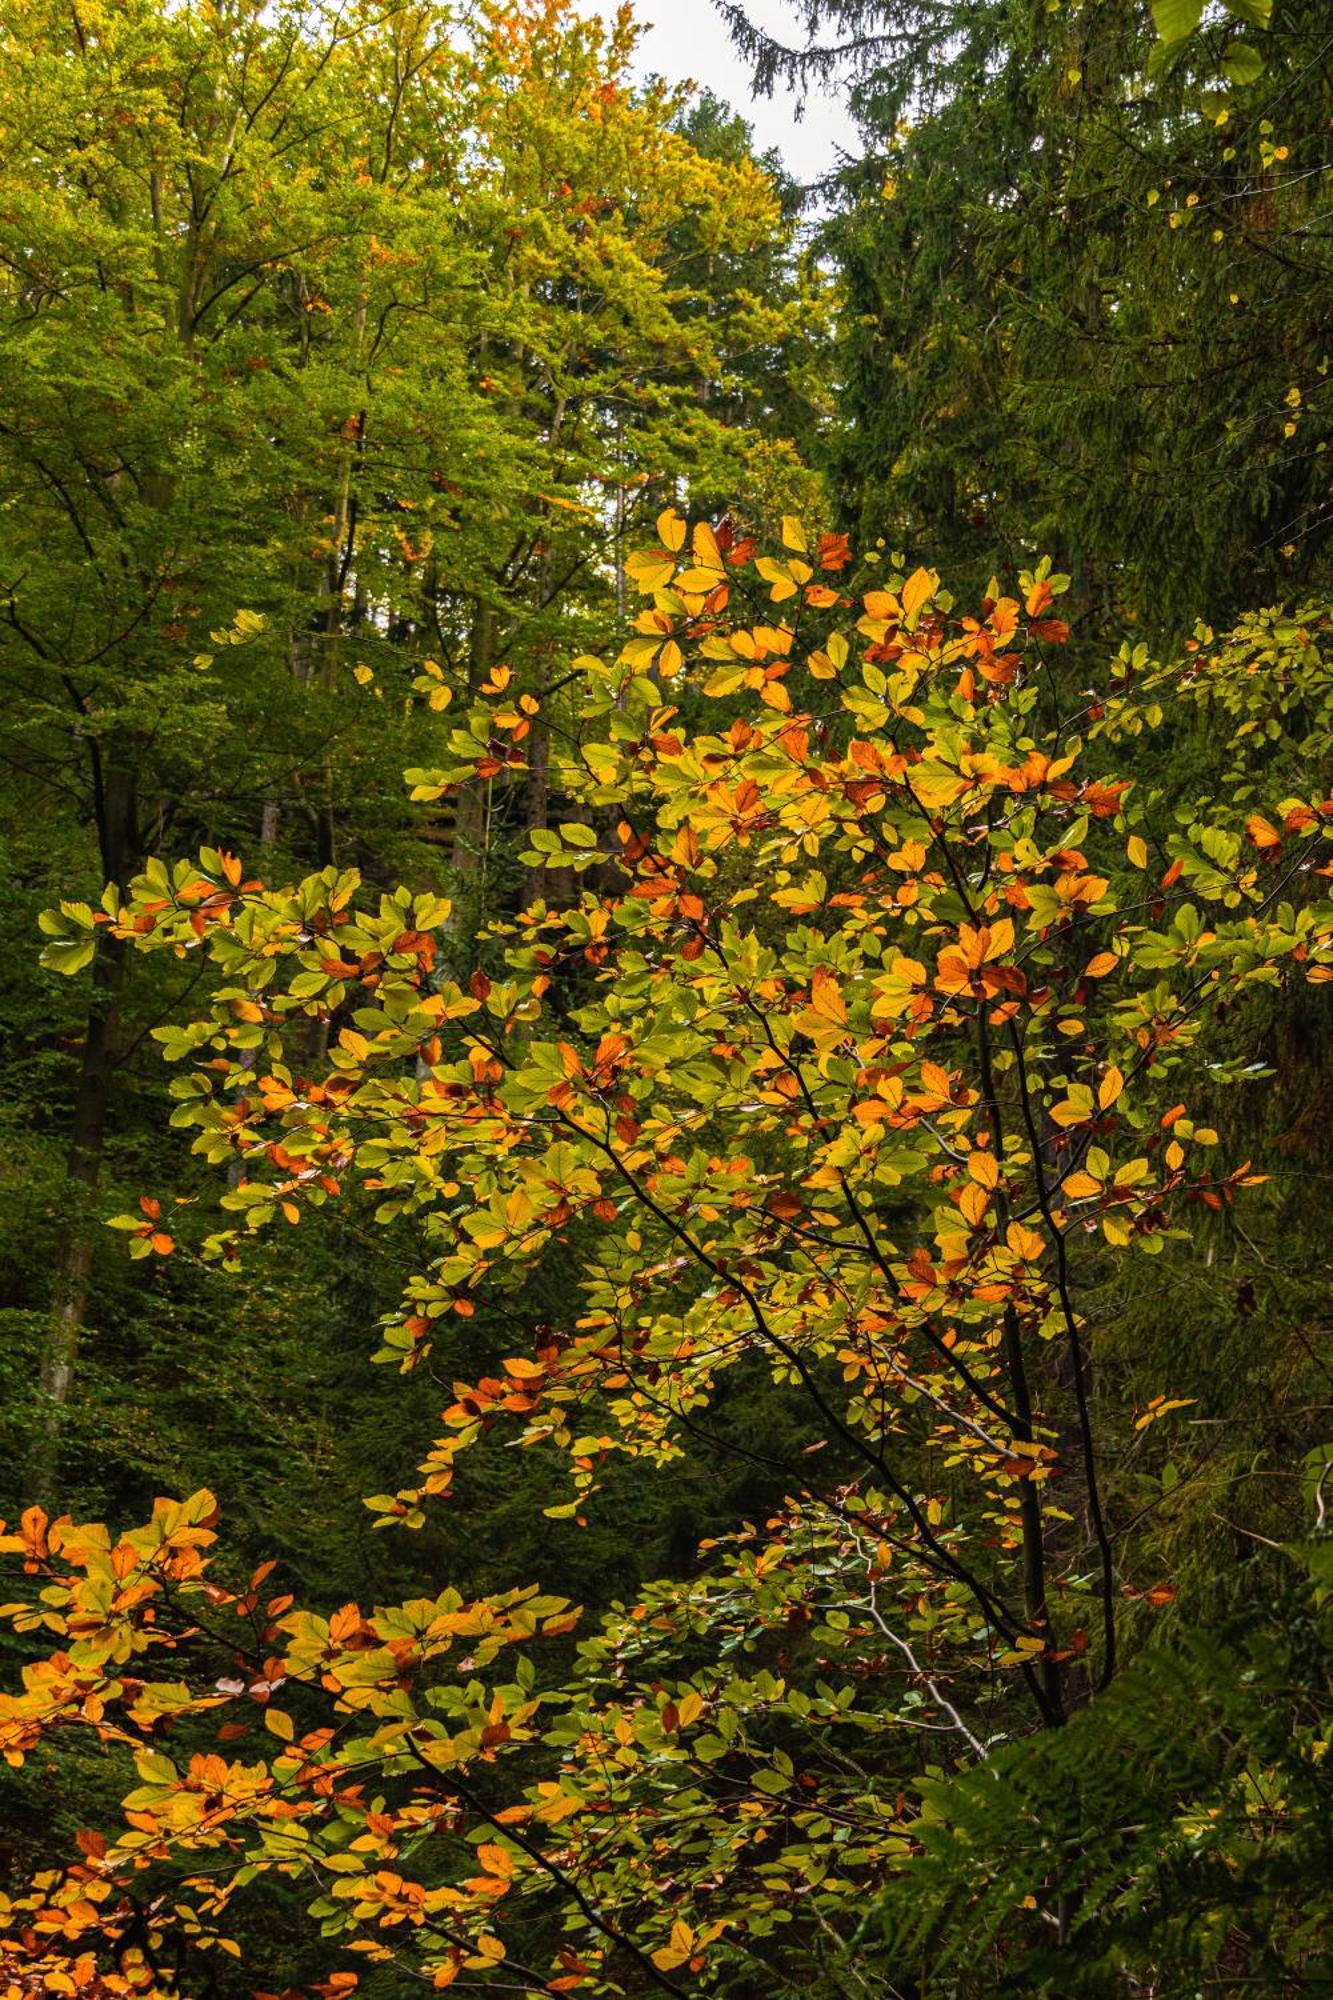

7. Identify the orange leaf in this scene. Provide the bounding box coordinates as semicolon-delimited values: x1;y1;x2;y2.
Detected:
809;966;848;1026
1006;1222;1046;1263
1245;813;1281;852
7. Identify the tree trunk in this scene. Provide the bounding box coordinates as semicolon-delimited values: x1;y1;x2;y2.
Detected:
40;932;126;1406
33;757;137;1496
450;599;496;898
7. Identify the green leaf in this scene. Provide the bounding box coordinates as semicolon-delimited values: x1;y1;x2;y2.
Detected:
1221;0;1272;26
134;1750;177;1784
1150;0;1202;40
1221;37;1265;82
40;939;95;976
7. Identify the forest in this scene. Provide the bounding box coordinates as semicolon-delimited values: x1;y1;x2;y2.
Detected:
0;0;1330;1993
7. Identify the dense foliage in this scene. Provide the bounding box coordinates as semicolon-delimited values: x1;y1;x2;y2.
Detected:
0;0;1330;1996
740;0;1333;636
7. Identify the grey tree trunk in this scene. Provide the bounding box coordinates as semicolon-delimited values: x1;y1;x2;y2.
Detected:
33;756;137;1497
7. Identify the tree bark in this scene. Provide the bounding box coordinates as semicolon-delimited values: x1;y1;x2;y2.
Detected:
33;755;137;1496
450;599;496;896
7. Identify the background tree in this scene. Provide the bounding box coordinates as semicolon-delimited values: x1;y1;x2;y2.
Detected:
0;0;816;1488
726;0;1333;638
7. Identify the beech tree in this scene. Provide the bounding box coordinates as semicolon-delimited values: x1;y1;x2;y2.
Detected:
4;510;1331;1995
0;0;814;1466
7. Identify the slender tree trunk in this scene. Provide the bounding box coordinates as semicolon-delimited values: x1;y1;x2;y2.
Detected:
317;289;370;867
450;599;495;897
227;800;281;1189
34;757;137;1496
40;930;127;1414
526;697;549;844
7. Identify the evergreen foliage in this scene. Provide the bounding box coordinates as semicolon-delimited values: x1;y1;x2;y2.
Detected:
868;1560;1333;1995
755;0;1333;634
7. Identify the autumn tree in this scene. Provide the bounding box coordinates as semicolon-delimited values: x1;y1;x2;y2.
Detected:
5;506;1330;1994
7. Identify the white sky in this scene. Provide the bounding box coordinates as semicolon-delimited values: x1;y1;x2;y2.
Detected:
587;0;853;185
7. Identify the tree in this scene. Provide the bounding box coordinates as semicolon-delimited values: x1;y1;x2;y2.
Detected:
6;507;1331;1994
0;0;815;1478
722;0;1333;639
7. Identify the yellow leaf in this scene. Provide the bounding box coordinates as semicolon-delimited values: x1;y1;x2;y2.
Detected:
540;491;596;516
625;551;677;593
809;967;848;1025
505;1357;545;1379
653;1918;695;1972
657;509;687;553
1098;1065;1124;1110
1126;834;1148;869
693;521;724;569
909;764;970;809
959;1182;990;1226
1084;952;1117;978
781;514;808;553
901;566;938;623
1134;1396;1196;1431
755;557;798;601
